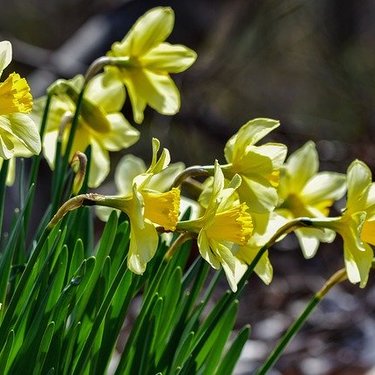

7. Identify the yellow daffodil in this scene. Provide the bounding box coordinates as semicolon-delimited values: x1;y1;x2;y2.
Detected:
0;41;41;160
178;161;253;292
97;138;181;274
314;160;374;287
106;7;197;124
277;141;346;258
222;118;287;215
32;73;139;187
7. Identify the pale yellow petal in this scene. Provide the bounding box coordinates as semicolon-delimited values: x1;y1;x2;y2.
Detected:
88;140;110;188
43;130;59;168
344;242;373;288
236;245;273;285
6;113;41;156
0;41;12;75
127;219;159;274
142;43;197;73
148;162;185;192
113;7;174;57
295;227;335;258
85;73;126;113
302;172;346;205
224;118;280;163
128;69;180;116
197;231;220;269
346;160;372;212
238;176;278;214
101;113;139;151
123;75;147;124
286;141;318;193
115;154;146;196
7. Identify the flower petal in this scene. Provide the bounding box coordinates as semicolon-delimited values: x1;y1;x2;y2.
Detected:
148;162;185;192
128;69;180;117
142;42;197;73
0;114;41;157
197;231;220;269
127;219;159;274
88;139;110;188
344;242;373;288
0;41;12;75
113;7;174;57
239;176;278;214
224;118;280;163
295;227;335;258
101;113;140;151
346;160;372;212
286;141;318;194
115;155;146;196
301;172;346;205
85;73;126;113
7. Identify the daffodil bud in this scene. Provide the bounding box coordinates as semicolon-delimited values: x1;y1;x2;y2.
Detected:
71;151;87;195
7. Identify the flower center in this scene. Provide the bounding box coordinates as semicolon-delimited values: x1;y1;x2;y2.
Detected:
206;202;253;245
143;188;180;231
0;73;33;115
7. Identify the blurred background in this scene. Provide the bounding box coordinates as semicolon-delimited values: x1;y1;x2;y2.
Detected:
1;0;375;374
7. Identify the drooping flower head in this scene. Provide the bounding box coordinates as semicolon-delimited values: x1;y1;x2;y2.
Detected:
277;141;346;257
106;7;197;124
178;161;253;291
316;160;374;287
223;118;287;215
97;138;182;274
32;73;139;187
0;41;41;160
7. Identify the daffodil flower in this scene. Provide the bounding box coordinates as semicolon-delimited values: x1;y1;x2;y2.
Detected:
32;73;139;187
178;161;253;292
0;41;41;160
106;7;197;124
277;141;346;258
97;138;181;274
313;160;374;287
222;118;287;215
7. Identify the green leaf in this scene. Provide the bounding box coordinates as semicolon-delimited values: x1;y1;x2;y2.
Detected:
68;239;84;281
198;301;239;373
32;321;56;375
0;330;14;374
95;270;135;375
74;211;118;321
215;325;250;375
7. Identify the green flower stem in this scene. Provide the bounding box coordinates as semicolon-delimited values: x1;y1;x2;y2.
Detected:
0;227;51;334
0;160;9;237
50;86;86;215
24;94;53;235
48;193;106;229
173;166;211;188
27;93;52;188
84;56;131;83
237;217;313;293
164;232;195;260
256;268;347;375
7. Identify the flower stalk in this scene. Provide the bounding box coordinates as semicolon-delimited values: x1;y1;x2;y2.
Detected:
256;268;348;375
